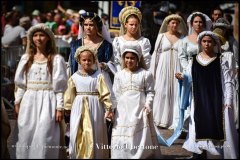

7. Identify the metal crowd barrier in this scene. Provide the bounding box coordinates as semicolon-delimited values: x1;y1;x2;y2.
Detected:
1;45;24;108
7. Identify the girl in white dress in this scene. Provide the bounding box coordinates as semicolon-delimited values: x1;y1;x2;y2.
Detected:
175;31;239;159
112;6;151;71
14;23;68;159
149;14;187;129
111;41;161;159
64;46;114;159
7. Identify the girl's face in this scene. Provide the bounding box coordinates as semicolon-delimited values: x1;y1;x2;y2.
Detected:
201;36;215;53
124;52;138;71
33;31;49;48
79;51;95;71
192;16;204;33
83;18;97;36
168;19;180;32
124;17;139;35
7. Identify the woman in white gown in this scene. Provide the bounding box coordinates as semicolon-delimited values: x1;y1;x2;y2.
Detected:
64;46;114;159
212;17;239;131
176;31;238;159
14;23;68;159
112;6;151;72
111;41;161;159
149;14;187;129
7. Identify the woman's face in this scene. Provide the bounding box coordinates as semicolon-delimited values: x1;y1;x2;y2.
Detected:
79;51;95;71
201;36;215;53
124;17;139;35
192;16;204;33
124;52;138;71
32;31;49;49
168;19;180;33
83;18;97;36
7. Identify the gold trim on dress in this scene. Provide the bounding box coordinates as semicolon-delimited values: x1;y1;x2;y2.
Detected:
27;81;50;84
27;87;53;90
76;92;99;95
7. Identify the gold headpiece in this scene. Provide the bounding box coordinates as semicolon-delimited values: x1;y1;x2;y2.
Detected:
119;6;142;24
213;28;226;45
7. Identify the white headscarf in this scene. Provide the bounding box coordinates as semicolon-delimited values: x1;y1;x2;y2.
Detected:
197;31;221;53
187;12;212;35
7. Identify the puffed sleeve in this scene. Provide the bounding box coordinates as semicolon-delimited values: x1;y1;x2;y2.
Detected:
178;38;188;70
144;71;155;109
53;54;68;110
141;38;152;69
221;52;235;105
64;77;76;110
112;37;122;71
97;74;113;111
14;54;29;104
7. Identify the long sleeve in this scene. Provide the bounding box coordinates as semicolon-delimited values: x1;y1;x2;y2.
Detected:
144;71;155;108
97;74;112;110
141;38;152;69
14;54;28;104
232;39;239;69
112;72;121;105
112;37;122;71
64;77;76;110
221;52;235;105
53;54;68;109
178;39;189;70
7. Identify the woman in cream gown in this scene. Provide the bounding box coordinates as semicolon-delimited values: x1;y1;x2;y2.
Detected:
150;14;187;129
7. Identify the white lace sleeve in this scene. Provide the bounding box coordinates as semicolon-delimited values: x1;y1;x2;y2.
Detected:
112;37;122;71
221;52;235;105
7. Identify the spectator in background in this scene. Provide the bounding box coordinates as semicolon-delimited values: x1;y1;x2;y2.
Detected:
70;13;80;41
31;9;41;26
45;11;57;32
211;6;223;26
101;13;109;30
2;16;30;48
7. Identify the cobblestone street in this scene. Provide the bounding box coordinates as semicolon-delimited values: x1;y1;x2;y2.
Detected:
7;118;195;159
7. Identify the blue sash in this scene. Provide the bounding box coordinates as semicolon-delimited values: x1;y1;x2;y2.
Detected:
155;73;192;147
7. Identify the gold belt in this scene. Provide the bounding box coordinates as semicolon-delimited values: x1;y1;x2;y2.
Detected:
76;92;99;95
